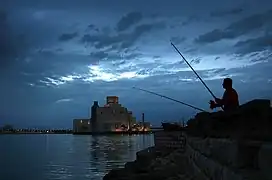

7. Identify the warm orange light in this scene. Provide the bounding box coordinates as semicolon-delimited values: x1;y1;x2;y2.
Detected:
115;128;126;132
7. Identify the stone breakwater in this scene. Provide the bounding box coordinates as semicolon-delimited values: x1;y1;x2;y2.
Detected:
185;135;272;180
103;146;194;180
104;134;272;180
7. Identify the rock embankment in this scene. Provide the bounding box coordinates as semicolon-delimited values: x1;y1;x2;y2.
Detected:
186;99;272;140
104;99;272;180
103;146;194;180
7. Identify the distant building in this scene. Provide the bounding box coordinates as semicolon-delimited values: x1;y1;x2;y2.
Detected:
73;96;143;133
91;96;136;132
73;119;91;133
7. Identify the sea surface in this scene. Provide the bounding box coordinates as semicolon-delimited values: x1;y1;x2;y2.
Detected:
0;134;154;180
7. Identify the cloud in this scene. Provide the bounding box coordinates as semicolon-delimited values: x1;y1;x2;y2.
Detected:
89;50;142;65
215;56;220;60
81;22;165;50
86;24;99;32
0;11;10;57
0;11;30;70
190;57;201;65
181;15;199;26
210;7;243;17
58;32;78;41
0;11;17;66
195;10;272;44
116;12;143;32
234;34;272;54
90;51;108;60
55;98;73;103
170;36;186;45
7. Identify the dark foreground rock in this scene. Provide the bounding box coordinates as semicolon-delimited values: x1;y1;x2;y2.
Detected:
186;99;272;140
103;147;192;180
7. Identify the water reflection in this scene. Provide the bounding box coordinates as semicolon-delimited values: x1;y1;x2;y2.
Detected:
0;134;154;180
89;135;152;175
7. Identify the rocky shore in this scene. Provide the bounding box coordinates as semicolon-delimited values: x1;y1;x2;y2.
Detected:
103;99;272;180
103;146;194;180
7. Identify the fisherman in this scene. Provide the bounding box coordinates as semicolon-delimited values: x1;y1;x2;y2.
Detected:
209;78;239;111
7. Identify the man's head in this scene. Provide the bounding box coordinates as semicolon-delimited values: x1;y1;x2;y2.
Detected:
222;78;232;89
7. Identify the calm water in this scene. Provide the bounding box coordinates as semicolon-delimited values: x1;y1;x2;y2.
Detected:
0;134;154;180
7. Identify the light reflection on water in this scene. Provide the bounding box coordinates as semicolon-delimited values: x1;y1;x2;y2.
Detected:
0;134;154;180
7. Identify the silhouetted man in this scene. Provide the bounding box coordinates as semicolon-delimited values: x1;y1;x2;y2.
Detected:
209;78;239;111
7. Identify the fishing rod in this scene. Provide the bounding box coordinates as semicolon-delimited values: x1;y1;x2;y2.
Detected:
170;42;217;100
132;87;207;112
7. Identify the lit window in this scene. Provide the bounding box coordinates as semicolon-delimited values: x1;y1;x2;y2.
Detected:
80;120;83;123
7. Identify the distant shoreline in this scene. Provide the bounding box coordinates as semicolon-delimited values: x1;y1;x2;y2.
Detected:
0;131;154;135
0;132;73;135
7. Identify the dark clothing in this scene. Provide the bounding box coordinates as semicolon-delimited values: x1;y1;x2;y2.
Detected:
222;88;239;111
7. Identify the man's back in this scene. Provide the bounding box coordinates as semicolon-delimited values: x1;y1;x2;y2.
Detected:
222;88;239;111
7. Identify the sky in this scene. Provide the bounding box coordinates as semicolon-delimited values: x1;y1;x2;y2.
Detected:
1;0;272;128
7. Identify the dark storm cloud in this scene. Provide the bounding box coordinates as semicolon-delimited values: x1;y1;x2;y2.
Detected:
210;7;243;17
81;22;165;50
0;10;16;67
215;56;220;60
195;9;272;44
190;57;201;64
0;11;10;56
116;12;143;32
181;15;199;26
153;55;160;59
90;51;108;60
234;34;272;54
58;32;78;41
87;24;99;32
89;50;141;64
184;48;198;54
0;10;29;69
18;53;96;81
170;36;186;45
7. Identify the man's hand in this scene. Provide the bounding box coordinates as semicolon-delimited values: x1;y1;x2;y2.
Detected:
209;100;216;109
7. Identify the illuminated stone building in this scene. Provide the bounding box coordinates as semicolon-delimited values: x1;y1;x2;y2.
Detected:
92;96;136;132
